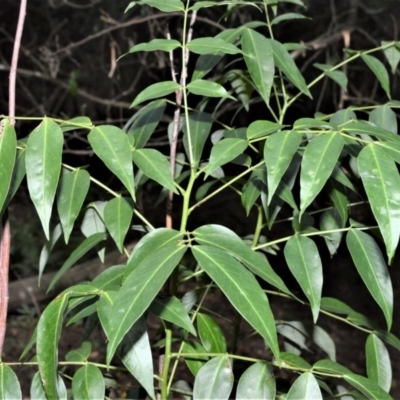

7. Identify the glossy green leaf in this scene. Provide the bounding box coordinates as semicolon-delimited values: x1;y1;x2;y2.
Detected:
187;79;235;100
88;125;135;200
366;334;391;392
186;37;241;55
4;147;26;210
26;118;63;239
0;364;21;400
206;138;247;177
30;372;66;400
48;232;106;292
0;120;16;215
57;169;90;243
236;362;275;400
59;116;92;132
193;224;291;295
127;0;184;12
149;296;196;336
358;144;400;262
65;341;92;362
361;54;391;99
264;130;301;204
313;359;351;375
193;356;233;400
241;28;274;105
284;236;323;322
369;105;397;133
346;229;393;330
320;297;354;315
192;245;280;360
117;317;155;400
344;373;392;400
182;111;212;166
197;313;226;353
105;245;186;364
104;197;133;252
287;372;322;400
300;132;344;215
182;341;209;376
247;120;284;140
128;38;180;54
269;39;311;97
382;41;400;74
72;364;105;400
131;81;181;108
375;330;400;353
127;99;166;149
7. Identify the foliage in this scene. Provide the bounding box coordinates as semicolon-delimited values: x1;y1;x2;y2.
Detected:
1;0;400;398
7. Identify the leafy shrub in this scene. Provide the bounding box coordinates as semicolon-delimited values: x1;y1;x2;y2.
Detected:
1;0;400;398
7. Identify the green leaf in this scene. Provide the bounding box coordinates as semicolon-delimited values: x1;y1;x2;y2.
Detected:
0;120;16;215
193;224;291;295
26;118;63;239
104;197;134;252
241;172;262;215
280;352;311;369
313;359;351;375
344;373;392;400
182;341;209;376
187;79;235;100
0;364;21;400
376;140;400;164
127;99;166;149
330;108;357;126
30;372;66;400
284;236;323;322
48;232;106;292
39;224;63;283
366;334;392;392
241;28;274;105
369;105;397;134
271;12;308;25
358;144;400;262
206;138;248;177
361;54;391;99
131;81;181;108
197;313;226;353
320;297;354;315
300;132;344;215
105;245;186;364
269;39;311;97
342;120;400;143
88;125;136;200
192;245;280;360
264;130;301;204
127;0;184;12
72;364;105;400
327;180;348;227
320;208;343;256
4;147;26;210
57;169;90;243
346;230;393;330
193;356;234;400
149;296;196;336
187;37;241;55
132;148;177;193
382;41;400;74
182;111;212;167
312;325;336;361
128;38;181;54
286;372;322;400
247;120;284;140
313;63;348;91
65;341;92;362
117;317;155;400
236;362;275;400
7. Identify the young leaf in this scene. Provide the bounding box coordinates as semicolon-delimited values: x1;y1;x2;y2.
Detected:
72;364;105;400
104;197;134;252
236;362;275;400
264;130;301;204
327;180;348;227
286;372;322;400
57;169;90;243
197;313;226;353
241;28;274;105
0;364;21;400
193;356;233;400
344;373;392;400
0;120;16;215
300;132;344;215
284;235;323;322
88;125;136;200
358;144;400;263
192;245;280;360
366;334;392;392
187;79;235;100
186;37;241;55
127;38;181;54
361;54;391;99
346;229;393;330
26;119;63;239
131;81;181;108
132;148;177;193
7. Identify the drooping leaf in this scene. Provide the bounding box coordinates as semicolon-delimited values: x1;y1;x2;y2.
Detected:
327;180;348;227
346;229;393;330
312;325;336;361
193;356;234;400
382;40;400;74
287;372;322;400
88;125;136;200
344;373;392;400
127;38;181;54
284;235;323;322
241;172;262;215
4;147;26;210
104;197;134;252
72;364;105;400
313;63;348;91
26;118;63;239
0;364;21;400
57;169;90;243
197;313;226;353
131;81;181;108
369;105;397;134
187;79;235;100
361;54;391;99
30;372;66;400
186;37;241;55
236;362;275;400
192;245;280;360
241;28;274;105
182;341;209;376
126;0;184;12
